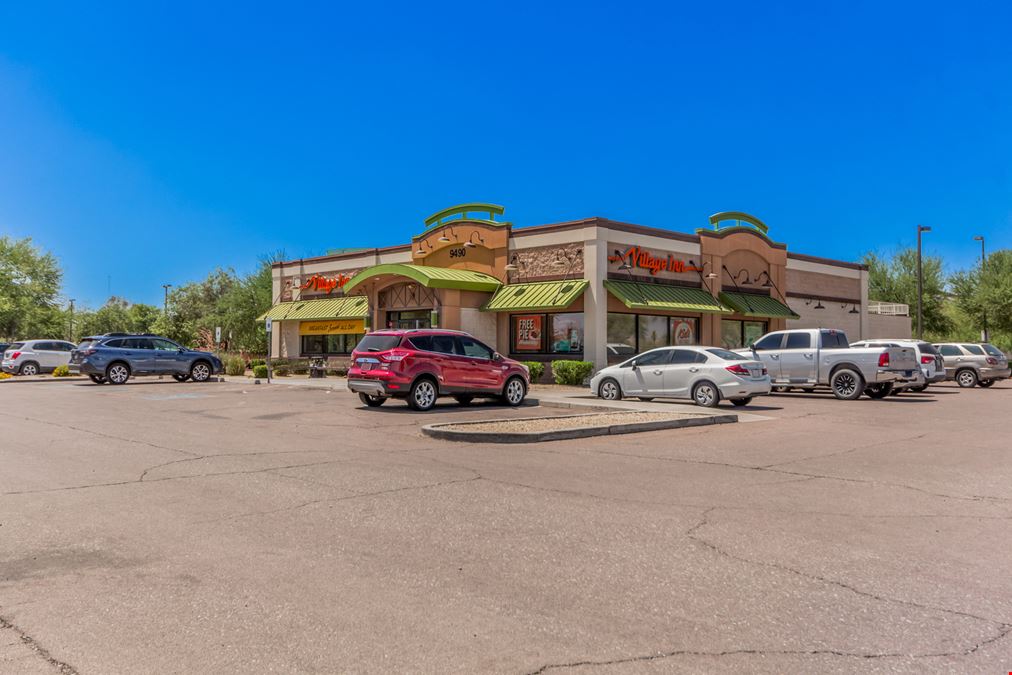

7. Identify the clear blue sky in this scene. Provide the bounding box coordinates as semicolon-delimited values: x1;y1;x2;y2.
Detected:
1;1;1010;308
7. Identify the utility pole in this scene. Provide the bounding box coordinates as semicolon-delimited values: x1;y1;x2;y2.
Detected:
162;284;172;315
974;235;987;342
916;225;931;339
68;299;75;342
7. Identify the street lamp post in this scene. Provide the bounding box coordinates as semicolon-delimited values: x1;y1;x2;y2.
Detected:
162;284;172;315
974;235;987;342
916;225;931;339
68;299;76;342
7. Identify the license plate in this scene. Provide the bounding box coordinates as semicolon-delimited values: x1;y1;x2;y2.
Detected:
356;358;379;366
748;368;761;377
904;370;913;377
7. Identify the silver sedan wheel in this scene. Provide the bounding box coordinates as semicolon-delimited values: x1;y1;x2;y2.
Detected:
20;363;38;376
505;378;525;405
108;364;129;384
191;362;211;382
694;382;717;407
413;380;436;409
957;370;976;388
599;379;620;400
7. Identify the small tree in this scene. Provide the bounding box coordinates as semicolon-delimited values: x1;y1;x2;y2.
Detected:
862;249;951;335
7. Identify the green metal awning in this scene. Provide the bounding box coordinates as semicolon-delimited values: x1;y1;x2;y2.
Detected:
719;291;800;319
482;280;588;312
257;295;370;321
603;280;729;314
342;263;501;293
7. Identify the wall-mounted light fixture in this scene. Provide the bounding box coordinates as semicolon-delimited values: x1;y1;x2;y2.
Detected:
463;231;485;248
416;240;433;256
438;226;458;244
849;304;860;314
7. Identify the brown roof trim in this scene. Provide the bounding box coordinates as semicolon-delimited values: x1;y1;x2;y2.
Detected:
272;244;412;268
512;216;701;243
787;252;867;271
697;227;787;250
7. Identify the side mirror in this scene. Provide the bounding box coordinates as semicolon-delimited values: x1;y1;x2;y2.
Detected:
178;348;186;353
630;359;638;370
492;352;503;362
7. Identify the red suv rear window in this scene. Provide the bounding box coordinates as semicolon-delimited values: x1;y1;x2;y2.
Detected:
355;335;403;352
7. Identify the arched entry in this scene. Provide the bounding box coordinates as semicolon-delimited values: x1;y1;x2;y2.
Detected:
379;282;437;329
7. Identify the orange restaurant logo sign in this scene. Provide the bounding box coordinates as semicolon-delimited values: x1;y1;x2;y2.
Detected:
608;246;702;276
300;273;352;294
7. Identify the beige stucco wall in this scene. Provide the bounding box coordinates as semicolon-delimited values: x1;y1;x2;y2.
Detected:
867;314;913;339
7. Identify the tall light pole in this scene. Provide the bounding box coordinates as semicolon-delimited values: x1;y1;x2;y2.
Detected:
916;224;931;339
68;299;76;342
162;284;172;315
974;235;987;342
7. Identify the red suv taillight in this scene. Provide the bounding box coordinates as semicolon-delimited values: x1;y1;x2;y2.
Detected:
920;355;934;365
725;364;751;376
382;349;411;363
878;352;890;368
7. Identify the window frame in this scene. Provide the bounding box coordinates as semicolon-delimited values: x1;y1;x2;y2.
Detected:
509;312;585;356
606;312;700;363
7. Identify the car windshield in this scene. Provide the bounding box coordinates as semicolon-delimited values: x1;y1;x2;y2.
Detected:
706;348;747;361
982;344;1005;358
355;335;402;352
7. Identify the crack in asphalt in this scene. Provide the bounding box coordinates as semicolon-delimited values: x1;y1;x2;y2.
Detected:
523;509;1012;674
0;613;79;674
758;432;931;468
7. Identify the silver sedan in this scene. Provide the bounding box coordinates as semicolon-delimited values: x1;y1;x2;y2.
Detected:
589;346;772;407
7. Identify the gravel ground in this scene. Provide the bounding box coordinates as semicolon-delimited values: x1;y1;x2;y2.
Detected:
436;411;696;433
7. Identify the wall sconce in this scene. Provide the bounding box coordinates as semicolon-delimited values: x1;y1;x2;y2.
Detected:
416;240;433;256
815;299;825;309
754;270;774;288
732;269;751;285
805;298;825;309
463;231;485;248
437;227;457;244
849;304;860;314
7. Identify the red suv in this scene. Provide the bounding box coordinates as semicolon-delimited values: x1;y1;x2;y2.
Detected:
347;329;530;411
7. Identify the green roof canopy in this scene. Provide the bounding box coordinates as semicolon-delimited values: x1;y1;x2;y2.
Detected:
482;280;588;312
604;280;729;314
343;263;501;293
257;295;369;321
719;291;800;319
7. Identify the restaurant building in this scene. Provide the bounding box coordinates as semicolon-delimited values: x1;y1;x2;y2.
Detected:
260;204;910;374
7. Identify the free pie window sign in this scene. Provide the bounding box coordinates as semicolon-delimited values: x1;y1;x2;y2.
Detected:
514;314;543;352
608;246;702;276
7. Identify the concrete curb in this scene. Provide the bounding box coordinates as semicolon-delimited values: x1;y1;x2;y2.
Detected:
421;412;737;443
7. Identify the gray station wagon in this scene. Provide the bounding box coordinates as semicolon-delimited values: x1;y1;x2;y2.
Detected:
70;334;223;385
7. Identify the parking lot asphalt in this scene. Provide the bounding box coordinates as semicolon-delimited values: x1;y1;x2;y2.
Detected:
1;378;1011;674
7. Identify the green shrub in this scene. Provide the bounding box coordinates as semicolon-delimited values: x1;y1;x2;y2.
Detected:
249;358;266;368
274;365;289;376
52;364;71;377
292;366;309;375
522;361;545;383
252;364;268;379
551;360;594;386
224;355;246;376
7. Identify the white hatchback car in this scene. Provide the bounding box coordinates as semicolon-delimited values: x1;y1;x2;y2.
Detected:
1;340;77;375
590;346;771;407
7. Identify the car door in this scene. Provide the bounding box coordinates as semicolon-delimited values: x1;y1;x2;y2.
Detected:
123;338;157;373
778;332;817;384
937;344;961;371
750;332;786;381
430;334;466;391
152;338;186;373
456;336;497;390
662;348;704;398
622;349;671;395
31;342;57;370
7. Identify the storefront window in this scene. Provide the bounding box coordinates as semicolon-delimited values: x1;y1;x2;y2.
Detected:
512;314;544;352
551;313;583;353
606;313;637;362
638;315;668;351
301;333;363;356
721;320;767;349
669;317;697;345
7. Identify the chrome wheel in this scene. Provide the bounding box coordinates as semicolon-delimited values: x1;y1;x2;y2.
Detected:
20;362;38;376
411;380;436;410
693;382;718;407
599;379;621;400
191;362;211;382
107;363;129;384
505;378;526;405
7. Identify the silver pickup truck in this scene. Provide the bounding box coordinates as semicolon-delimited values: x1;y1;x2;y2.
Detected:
740;328;920;400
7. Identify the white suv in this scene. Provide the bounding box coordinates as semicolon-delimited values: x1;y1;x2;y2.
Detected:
2;340;78;375
850;339;946;392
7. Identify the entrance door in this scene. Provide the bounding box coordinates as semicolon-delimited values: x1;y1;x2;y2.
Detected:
387;310;430;330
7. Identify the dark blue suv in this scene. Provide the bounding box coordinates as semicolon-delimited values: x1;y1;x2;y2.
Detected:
70;333;223;385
